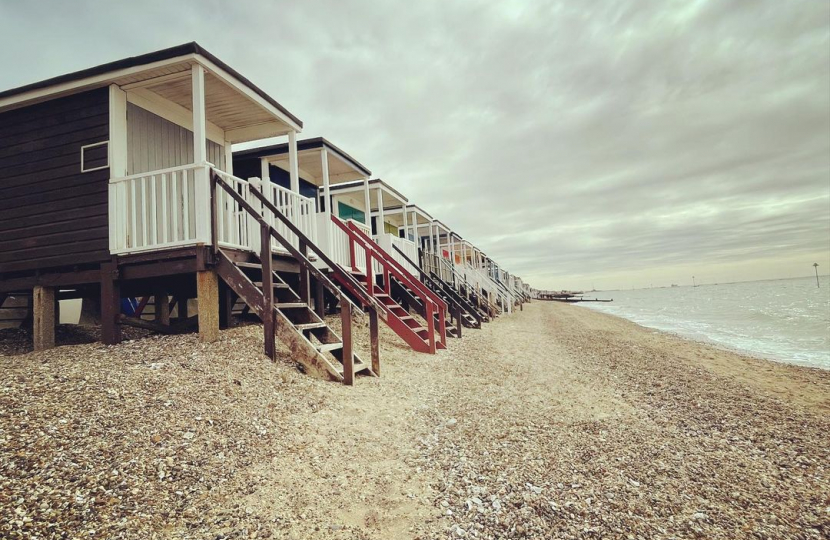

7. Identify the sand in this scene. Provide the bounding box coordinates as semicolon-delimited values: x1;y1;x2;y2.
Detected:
0;301;827;539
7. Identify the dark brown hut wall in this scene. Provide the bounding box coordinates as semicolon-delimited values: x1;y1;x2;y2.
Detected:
0;87;110;273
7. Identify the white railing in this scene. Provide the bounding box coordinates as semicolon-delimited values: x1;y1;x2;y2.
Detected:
261;182;318;251
109;163;206;254
110;165;318;256
462;263;513;313
375;233;419;277
212;169;256;252
213;172;318;254
317;215;369;273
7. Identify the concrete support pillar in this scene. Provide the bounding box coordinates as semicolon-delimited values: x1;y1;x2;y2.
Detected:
33;286;56;351
197;269;220;342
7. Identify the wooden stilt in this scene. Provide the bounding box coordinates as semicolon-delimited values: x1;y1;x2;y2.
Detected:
298;240;310;304
54;295;61;329
33;286;56;351
219;284;233;329
369;308;380;377
341;303;354;385
197;269;220;343
154;289;170;326
100;262;121;345
177;296;189;320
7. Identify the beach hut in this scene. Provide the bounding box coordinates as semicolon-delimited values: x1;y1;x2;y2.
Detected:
232;142;448;354
0;42;385;384
319;178;452;350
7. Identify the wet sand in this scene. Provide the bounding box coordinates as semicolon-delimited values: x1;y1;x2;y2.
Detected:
1;301;827;539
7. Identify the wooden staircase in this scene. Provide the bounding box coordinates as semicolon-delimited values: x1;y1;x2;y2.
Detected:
329;216;448;354
216;252;373;381
386;275;461;339
211;170;383;385
429;253;493;323
390;245;483;333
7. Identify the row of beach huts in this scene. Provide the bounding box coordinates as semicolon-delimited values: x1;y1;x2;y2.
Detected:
0;43;536;384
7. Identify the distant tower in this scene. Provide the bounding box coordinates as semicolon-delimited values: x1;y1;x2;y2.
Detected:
814;263;820;288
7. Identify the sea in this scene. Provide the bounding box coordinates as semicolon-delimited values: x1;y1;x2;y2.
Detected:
581;276;830;370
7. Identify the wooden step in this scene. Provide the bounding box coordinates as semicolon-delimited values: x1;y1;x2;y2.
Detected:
276;302;307;309
253;282;290;289
236;262;262;269
316;342;343;353
296;322;326;331
337;361;372;376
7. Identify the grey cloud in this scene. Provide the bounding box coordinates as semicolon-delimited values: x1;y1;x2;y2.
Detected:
1;0;827;289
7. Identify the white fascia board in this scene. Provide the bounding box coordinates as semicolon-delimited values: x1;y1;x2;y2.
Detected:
380;184;408;206
0;54;196;113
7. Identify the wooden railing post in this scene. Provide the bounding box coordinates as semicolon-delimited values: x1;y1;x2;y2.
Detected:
349;232;357;272
369;308;380;376
261;222;275;360
438;308;447;347
298;239;310;304
210;172;219;254
366;251;374;295
315;280;325;317
341;302;354;385
426;301;436;354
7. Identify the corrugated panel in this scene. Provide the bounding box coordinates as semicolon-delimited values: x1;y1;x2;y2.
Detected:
127;103;224;175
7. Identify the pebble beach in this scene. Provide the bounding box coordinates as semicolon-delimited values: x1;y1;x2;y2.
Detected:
1;301;828;539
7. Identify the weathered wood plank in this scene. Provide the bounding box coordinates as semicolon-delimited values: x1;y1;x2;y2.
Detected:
341;303;354;386
197;269;220;343
33;286;55;351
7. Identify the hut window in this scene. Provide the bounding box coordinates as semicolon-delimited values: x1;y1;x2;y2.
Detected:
81;141;109;172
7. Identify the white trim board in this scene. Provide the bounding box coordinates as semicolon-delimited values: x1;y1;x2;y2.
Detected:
126;87;225;145
0;54;197;113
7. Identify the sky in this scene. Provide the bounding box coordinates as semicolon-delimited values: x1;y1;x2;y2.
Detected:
1;0;828;291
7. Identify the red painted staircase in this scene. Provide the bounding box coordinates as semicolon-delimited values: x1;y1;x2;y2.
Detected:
329;216;448;354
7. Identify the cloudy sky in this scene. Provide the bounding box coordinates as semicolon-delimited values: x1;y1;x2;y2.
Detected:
1;0;828;290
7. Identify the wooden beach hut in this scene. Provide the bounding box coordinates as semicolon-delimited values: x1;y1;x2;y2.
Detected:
0;43;390;384
231;143;449;354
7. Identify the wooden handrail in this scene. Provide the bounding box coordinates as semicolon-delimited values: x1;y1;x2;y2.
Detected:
211;170;369;315
338;218;448;314
244;181;381;312
457;257;512;304
393;245;482;325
